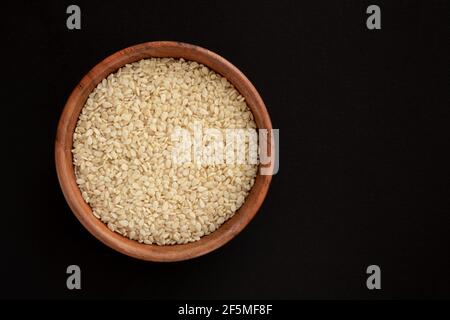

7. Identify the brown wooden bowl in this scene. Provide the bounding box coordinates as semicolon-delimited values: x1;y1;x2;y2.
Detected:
55;41;273;262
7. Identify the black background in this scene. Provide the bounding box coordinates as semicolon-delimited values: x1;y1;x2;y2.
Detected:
1;0;449;299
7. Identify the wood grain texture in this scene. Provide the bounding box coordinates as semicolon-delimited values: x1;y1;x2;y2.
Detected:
55;41;273;262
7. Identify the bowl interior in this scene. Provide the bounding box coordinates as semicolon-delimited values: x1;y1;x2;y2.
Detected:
55;41;272;262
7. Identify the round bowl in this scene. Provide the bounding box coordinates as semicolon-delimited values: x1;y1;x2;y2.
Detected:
55;41;273;262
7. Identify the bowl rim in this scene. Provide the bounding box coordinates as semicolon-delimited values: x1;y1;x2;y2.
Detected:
55;41;273;262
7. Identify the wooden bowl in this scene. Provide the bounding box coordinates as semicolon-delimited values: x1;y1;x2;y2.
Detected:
55;41;273;262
